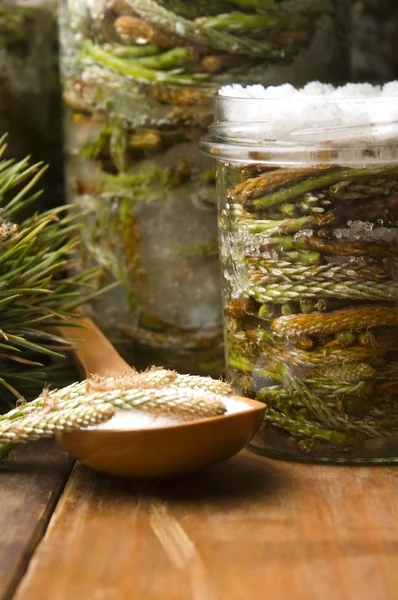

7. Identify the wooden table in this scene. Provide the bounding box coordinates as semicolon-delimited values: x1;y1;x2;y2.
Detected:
2;441;398;600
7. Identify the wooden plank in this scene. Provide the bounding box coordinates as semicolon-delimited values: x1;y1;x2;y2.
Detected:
0;440;73;600
13;451;398;600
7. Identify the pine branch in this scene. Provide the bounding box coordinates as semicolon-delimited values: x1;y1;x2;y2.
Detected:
125;0;285;57
247;279;398;303
272;305;398;338
0;381;228;424
0;140;107;410
0;404;114;443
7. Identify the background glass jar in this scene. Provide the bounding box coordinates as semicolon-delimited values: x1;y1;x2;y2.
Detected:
201;93;398;464
0;0;63;209
59;0;350;376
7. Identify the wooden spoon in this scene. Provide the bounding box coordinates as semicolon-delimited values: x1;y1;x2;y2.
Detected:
56;314;135;379
55;315;266;479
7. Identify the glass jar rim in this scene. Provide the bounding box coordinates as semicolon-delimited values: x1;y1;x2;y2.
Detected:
215;93;398;103
200;93;398;166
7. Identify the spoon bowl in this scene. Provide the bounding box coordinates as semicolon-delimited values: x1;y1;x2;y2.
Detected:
55;316;266;478
58;397;265;478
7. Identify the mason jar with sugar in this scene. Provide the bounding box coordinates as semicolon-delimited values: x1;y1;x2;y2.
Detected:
201;82;398;463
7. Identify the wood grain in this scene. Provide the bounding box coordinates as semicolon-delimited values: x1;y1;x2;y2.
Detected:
0;440;73;600
12;450;398;600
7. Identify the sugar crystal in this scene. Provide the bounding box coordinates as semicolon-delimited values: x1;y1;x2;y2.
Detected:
89;397;252;431
218;81;398;143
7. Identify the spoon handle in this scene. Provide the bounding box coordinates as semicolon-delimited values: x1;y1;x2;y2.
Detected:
56;317;260;411
56;315;134;378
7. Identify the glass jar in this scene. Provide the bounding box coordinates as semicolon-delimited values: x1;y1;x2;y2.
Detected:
201;89;398;464
352;0;398;83
0;0;63;209
59;0;350;376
